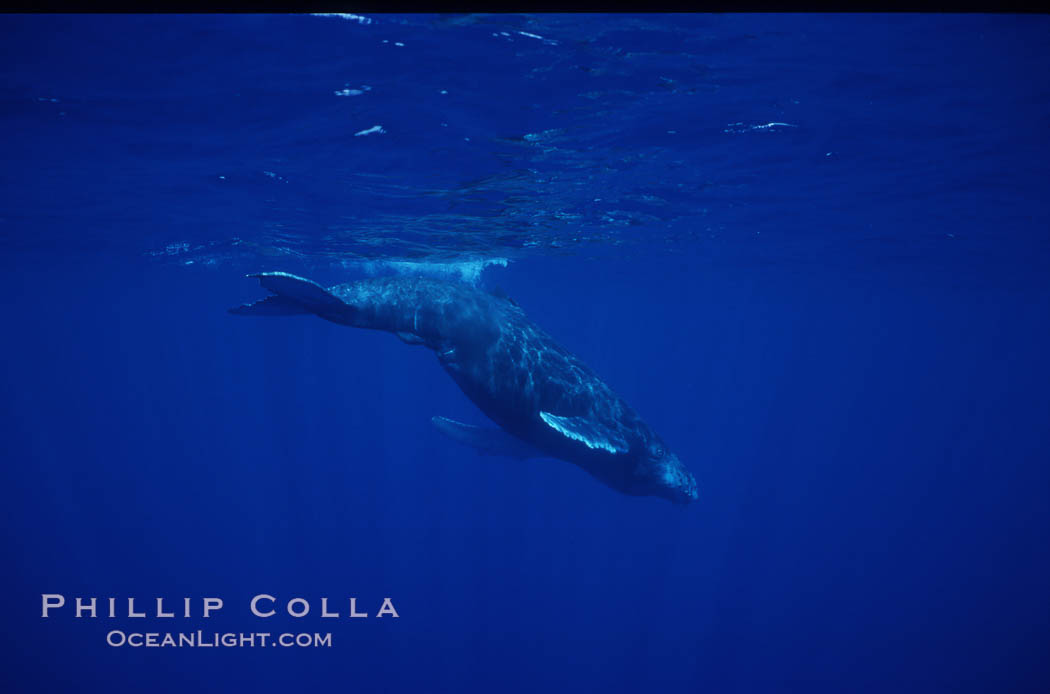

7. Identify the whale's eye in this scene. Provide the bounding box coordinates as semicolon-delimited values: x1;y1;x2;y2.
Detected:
649;441;665;458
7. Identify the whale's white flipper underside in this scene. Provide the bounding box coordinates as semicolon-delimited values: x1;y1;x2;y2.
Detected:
432;416;540;459
539;411;629;454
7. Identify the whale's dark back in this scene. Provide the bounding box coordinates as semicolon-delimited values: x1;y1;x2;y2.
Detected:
319;277;650;451
231;273;696;503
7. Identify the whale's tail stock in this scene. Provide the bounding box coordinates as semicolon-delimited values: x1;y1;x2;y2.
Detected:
229;272;347;319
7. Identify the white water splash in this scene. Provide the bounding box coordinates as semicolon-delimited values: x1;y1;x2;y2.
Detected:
723;121;798;134
349;257;508;285
517;31;559;46
310;13;373;25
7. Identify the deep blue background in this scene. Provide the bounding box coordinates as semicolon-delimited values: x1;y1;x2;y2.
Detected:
2;13;1049;693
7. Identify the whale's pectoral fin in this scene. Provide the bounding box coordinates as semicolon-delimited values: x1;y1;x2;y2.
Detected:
396;331;426;346
539;412;629;454
431;416;539;459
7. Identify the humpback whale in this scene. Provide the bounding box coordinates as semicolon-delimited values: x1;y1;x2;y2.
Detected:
231;272;698;504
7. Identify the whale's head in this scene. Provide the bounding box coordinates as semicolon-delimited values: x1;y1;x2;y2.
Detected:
644;441;698;505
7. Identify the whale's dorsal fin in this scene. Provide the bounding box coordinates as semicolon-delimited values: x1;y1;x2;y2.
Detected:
431;416;539;459
539;412;629;454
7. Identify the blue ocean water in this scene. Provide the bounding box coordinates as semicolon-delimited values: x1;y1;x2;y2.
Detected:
2;12;1049;692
